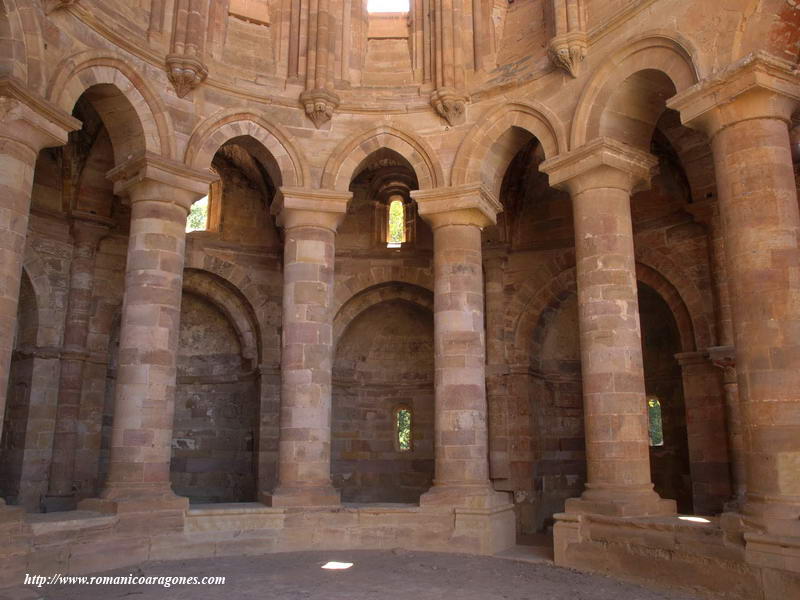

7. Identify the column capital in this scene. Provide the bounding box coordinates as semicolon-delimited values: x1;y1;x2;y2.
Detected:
674;350;711;369
0;76;81;153
411;184;501;229
667;51;800;138
272;187;352;231
107;152;215;210
540;137;658;197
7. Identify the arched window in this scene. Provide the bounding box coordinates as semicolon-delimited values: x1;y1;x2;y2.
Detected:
186;177;222;233
647;396;664;447
387;198;406;247
186;195;209;233
395;406;412;451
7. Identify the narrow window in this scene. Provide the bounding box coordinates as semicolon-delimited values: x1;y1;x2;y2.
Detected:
368;0;409;12
387;198;405;248
186;195;209;233
647;396;664;447
395;407;412;451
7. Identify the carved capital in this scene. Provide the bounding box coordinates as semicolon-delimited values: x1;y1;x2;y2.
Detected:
45;0;78;14
299;88;340;129
430;88;467;127
0;77;81;152
166;54;208;98
548;32;588;78
411;184;501;229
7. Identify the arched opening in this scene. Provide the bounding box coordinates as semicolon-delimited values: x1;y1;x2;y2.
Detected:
0;271;39;510
171;292;258;503
332;298;434;503
485;126;575;538
337;147;429;253
639;282;692;514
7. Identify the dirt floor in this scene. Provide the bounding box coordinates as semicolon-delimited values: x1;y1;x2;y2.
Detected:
5;549;705;600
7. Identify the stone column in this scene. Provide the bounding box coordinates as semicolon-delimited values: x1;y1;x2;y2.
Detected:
264;188;350;508
541;138;676;517
411;184;511;509
669;53;800;535
0;80;79;509
44;215;110;511
80;154;213;521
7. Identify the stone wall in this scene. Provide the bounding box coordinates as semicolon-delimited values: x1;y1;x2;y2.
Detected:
332;299;434;503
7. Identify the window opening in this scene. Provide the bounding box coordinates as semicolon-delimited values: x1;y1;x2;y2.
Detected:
396;407;412;451
647;396;664;447
387;198;405;248
367;0;409;12
186;195;209;233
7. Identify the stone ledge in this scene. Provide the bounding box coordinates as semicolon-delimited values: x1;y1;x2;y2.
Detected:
26;511;117;536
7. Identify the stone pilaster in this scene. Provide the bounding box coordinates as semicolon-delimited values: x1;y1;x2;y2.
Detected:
0;78;80;510
411;184;511;510
44;215;110;511
675;351;732;515
687;200;747;507
263;188;350;507
669;52;800;536
541;138;676;517
483;246;512;485
80;153;214;525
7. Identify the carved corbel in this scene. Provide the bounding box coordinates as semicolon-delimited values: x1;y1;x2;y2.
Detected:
297;0;339;128
166;54;208;99
45;0;77;14
430;88;467;127
299;88;340;129
548;31;588;78
167;0;209;98
549;0;588;77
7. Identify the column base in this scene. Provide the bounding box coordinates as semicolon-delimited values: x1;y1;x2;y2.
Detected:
420;483;513;511
79;483;188;512
565;487;676;517
740;498;800;537
261;485;341;508
42;494;77;513
78;484;188;532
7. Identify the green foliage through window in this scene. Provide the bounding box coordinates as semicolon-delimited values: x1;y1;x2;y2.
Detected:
396;408;411;451
647;397;664;447
186;195;209;232
388;199;405;245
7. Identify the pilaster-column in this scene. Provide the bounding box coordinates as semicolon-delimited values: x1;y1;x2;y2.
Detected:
669;53;800;535
263;188;350;508
675;351;731;515
687;200;747;506
80;154;213;524
411;184;511;510
0;79;79;510
483;247;512;486
541;138;676;517
44;215;110;511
